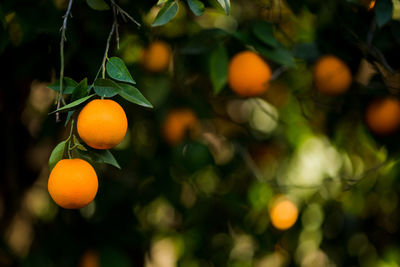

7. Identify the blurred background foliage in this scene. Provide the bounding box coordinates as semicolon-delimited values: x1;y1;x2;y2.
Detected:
2;0;400;266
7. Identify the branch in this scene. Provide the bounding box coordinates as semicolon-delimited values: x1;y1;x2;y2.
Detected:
236;141;389;191
56;0;73;122
100;22;116;79
345;25;394;74
110;0;141;28
271;66;288;81
111;2;120;50
94;0;140;82
342;161;387;190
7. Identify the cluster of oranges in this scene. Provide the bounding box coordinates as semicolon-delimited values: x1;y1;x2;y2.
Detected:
227;50;400;136
49;41;400;231
48;99;128;209
48;41;173;210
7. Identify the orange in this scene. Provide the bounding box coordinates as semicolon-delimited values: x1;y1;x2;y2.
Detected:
313;55;352;95
269;196;298;230
77;99;128;149
228;51;272;97
78;249;100;267
162;109;197;145
141;40;172;72
365;97;400;135
48;159;98;209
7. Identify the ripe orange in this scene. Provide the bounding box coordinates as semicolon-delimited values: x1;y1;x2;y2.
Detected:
162;109;198;145
365;97;400;135
77;99;128;149
313;55;352;95
48;159;98;209
141;40;172;72
269;196;298;230
228;51;272;97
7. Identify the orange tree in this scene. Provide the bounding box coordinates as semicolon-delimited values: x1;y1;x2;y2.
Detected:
1;0;400;266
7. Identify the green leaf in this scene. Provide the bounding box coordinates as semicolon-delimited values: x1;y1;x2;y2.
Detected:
106;57;136;84
72;135;80;146
50;94;95;114
86;0;110;11
118;83;153;108
48;141;67;171
152;0;179;27
232;31;253;44
216;0;230;15
209;45;228;94
293;43;319;61
73;135;88;151
376;0;393;27
78;148;121;169
252;21;278;47
71;78;88;101
76;144;88;151
187;0;205;16
94;78;122;97
256;45;295;68
181;28;229;54
64;111;74;126
47;77;78;94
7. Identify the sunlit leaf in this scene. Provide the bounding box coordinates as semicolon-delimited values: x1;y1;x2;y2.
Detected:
216;0;230;15
157;0;169;4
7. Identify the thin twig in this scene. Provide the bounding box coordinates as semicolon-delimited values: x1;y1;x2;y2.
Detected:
110;0;141;28
235;143;321;189
235;143;264;182
66;119;75;159
345;25;394;74
237;140;389;191
253;98;285;125
342;161;387;190
112;2;120;49
271;66;288;81
56;0;74;122
100;22;116;79
92;0;141;83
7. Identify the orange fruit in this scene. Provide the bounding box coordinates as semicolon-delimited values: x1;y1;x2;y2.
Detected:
365;97;400;135
77;99;128;149
162;109;197;145
141;41;172;72
48;159;98;209
79;249;100;267
269;196;298;230
313;55;352;95
228;51;272;97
